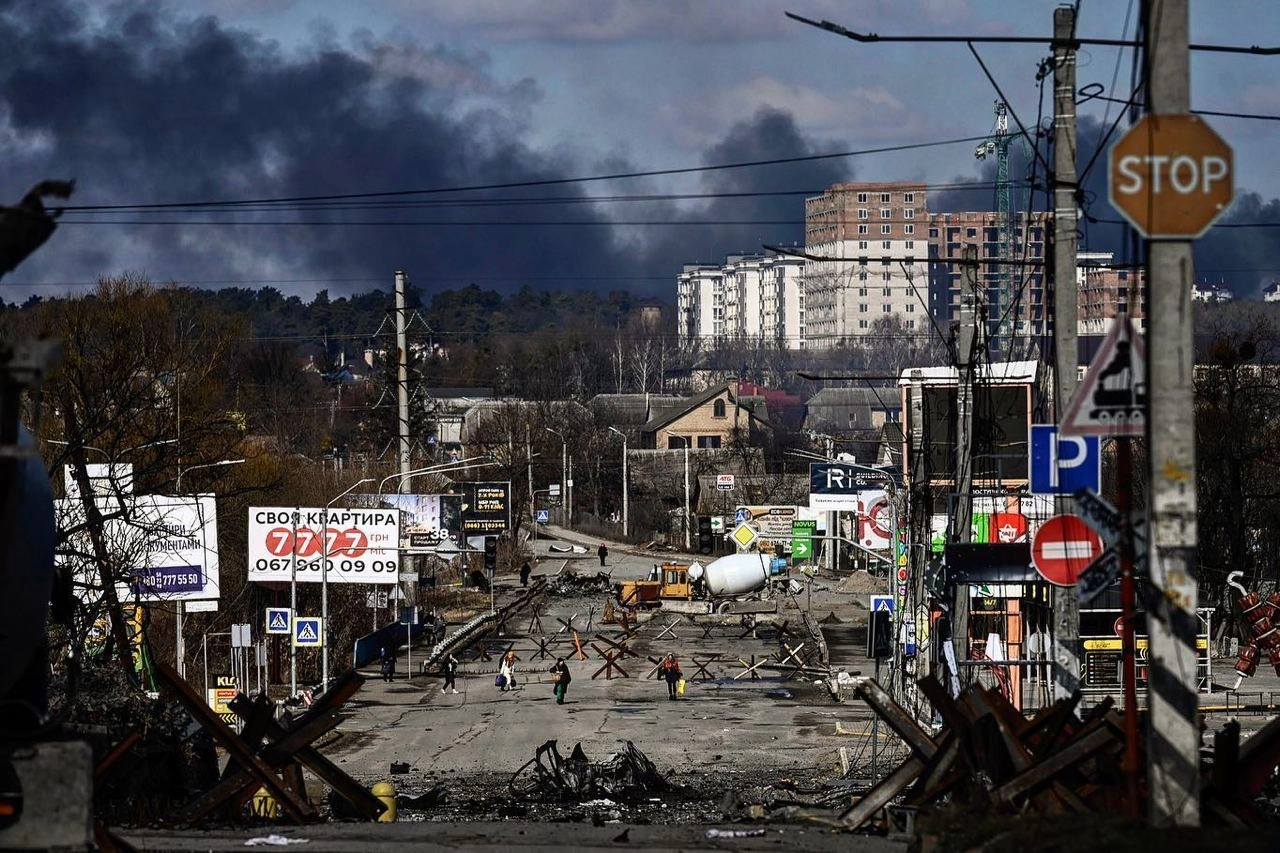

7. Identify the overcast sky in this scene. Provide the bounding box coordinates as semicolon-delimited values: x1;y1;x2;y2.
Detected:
2;0;1278;302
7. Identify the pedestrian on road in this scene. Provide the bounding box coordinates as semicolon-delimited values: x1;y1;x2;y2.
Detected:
380;647;395;682
598;543;608;567
659;653;682;701
499;651;518;692
442;653;459;694
549;657;572;705
520;561;532;588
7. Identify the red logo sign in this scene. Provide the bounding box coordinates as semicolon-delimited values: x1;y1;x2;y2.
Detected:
1032;515;1103;586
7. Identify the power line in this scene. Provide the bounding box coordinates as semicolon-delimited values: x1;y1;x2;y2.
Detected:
59;135;992;212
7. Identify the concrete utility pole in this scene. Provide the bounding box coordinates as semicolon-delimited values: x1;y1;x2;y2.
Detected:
1050;4;1082;702
948;245;980;684
1143;0;1201;827
395;270;415;623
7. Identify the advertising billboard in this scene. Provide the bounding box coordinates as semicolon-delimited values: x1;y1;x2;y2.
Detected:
246;506;399;585
461;482;511;534
56;494;221;602
350;493;461;549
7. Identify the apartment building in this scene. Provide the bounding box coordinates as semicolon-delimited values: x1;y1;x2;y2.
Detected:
926;211;1050;347
676;253;804;349
1078;251;1146;337
803;182;930;348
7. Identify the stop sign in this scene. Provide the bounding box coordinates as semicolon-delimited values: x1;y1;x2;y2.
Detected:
1109;114;1233;239
1032;514;1103;587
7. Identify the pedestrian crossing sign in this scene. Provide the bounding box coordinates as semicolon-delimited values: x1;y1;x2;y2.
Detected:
265;607;291;635
293;617;323;647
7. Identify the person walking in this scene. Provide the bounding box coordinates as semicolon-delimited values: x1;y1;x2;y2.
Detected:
549;657;572;705
598;543;608;567
380;647;395;682
498;650;518;693
520;561;532;588
659;653;682;701
441;653;459;694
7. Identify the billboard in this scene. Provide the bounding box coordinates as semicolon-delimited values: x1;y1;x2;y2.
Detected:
56;494;221;602
246;506;399;585
350;493;461;549
735;505;823;553
461;482;511;534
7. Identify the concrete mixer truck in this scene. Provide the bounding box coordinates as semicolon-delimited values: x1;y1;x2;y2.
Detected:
614;553;790;615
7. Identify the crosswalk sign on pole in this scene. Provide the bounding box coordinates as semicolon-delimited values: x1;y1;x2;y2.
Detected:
293;617;323;647
265;607;292;635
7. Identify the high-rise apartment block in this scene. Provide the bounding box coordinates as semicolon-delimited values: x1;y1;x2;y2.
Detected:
803;182;930;348
676;253;804;348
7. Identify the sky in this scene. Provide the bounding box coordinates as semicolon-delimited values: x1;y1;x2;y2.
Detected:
2;0;1279;303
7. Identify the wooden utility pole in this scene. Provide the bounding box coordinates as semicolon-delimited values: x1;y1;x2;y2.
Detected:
1142;0;1201;827
1050;4;1082;701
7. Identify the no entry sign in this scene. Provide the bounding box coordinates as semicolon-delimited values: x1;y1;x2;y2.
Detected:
1032;514;1103;587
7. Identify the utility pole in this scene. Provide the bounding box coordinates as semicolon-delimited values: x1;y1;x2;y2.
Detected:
395;270;415;625
1143;0;1201;827
1050;4;1082;702
948;245;980;688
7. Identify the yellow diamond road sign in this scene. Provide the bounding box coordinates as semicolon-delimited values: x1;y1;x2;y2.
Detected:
731;522;758;550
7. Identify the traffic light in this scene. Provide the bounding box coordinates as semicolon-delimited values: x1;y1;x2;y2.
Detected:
697;516;713;555
483;536;497;573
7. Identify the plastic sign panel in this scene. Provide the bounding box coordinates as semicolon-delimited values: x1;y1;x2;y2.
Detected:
293;617;323;647
536;509;550;523
265;607;292;635
1061;317;1146;437
1029;425;1101;495
56;494;220;602
1032;514;1104;586
791;519;816;561
247;507;399;585
808;462;896;511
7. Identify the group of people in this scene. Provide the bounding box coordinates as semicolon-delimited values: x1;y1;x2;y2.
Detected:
425;651;681;704
492;651;573;705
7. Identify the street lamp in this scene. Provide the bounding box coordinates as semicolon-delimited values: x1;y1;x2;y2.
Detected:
607;427;629;539
173;458;244;680
544;427;568;526
662;431;692;551
322;477;374;691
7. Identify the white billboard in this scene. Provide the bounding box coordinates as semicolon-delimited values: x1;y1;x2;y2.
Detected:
247;507;399;585
57;494;220;602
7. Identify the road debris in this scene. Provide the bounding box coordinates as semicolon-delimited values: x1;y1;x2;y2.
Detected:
545;571;614;597
509;740;676;802
243;834;309;846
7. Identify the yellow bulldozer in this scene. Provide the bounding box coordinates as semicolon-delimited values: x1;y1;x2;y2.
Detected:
614;562;695;608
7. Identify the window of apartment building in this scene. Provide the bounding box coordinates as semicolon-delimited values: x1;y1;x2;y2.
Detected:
881;224;891;234
712;399;727;418
857;192;867;203
904;192;915;203
905;224;915;236
904;256;915;265
929;227;938;238
904;240;915;250
859;303;868;313
882;271;891;281
880;193;890;203
882;303;892;313
967;228;977;238
859;319;869;329
858;271;868;281
858;287;868;296
858;224;868;235
880;207;891;219
858;208;868;220
907;319;916;329
906;303;915;313
883;287;892;296
904;208;915;219
858;240;868;249
697;435;722;449
879;241;889;251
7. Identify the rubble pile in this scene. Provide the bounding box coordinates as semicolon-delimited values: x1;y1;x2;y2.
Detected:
544;571;614;598
509;740;677;803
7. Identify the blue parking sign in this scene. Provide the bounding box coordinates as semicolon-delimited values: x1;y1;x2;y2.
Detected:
1030;425;1100;495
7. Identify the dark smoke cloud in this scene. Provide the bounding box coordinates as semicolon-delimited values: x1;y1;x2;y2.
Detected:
0;0;850;302
928;114;1280;299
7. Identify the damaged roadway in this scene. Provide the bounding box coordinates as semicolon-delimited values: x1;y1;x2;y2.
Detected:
120;530;901;851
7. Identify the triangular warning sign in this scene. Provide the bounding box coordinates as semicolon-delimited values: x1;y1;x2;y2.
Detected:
297;623;318;642
269;611;289;631
1061;316;1146;437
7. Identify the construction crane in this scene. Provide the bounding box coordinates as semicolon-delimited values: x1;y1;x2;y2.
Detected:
974;101;1019;349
